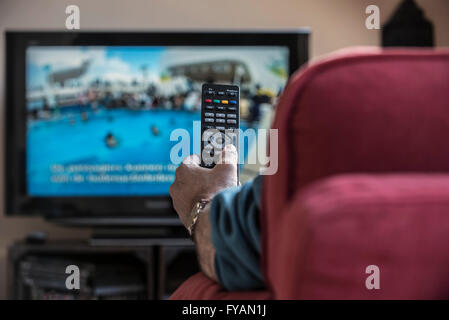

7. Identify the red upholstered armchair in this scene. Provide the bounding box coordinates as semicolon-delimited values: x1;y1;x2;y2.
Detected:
171;48;449;300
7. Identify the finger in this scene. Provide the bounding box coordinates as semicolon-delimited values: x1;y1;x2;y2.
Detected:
182;154;201;166
168;182;176;198
213;144;238;186
216;144;238;165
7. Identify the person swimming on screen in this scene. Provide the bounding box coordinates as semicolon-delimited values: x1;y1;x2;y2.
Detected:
81;111;89;122
105;132;118;148
151;125;160;137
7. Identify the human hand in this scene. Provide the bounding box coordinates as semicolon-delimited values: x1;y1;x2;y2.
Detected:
169;144;238;228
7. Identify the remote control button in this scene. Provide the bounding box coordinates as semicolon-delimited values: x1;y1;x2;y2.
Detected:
205;112;215;117
227;119;237;124
221;100;229;104
216;113;225;118
216;119;226;123
213;99;221;104
216;126;226;130
229;92;237;97
218;91;225;96
217;106;225;111
227;114;237;118
229;100;237;104
204;125;214;129
205;118;214;123
206;105;214;110
205;99;212;103
228;107;237;111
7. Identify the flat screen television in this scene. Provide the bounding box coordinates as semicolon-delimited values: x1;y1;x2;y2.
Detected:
5;30;309;226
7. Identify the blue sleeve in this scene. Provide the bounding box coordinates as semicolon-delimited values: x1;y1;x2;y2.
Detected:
209;175;264;291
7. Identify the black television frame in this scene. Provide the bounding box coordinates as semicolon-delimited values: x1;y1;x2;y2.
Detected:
5;30;309;226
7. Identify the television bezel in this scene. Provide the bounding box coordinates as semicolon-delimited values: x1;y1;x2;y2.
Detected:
5;30;309;226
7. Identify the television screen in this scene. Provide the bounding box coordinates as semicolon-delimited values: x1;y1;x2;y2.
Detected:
26;46;289;196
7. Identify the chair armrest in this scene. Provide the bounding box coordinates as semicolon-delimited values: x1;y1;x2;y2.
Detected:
170;272;270;300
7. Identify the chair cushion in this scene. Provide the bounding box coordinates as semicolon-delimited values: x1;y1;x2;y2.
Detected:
270;174;449;299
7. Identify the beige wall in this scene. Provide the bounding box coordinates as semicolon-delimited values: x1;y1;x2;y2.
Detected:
0;0;448;299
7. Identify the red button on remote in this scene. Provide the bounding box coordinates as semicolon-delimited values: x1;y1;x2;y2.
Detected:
205;99;212;103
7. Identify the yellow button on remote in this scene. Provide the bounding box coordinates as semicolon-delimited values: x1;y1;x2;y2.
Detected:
221;100;229;104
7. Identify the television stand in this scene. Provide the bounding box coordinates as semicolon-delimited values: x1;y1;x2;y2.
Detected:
89;226;192;246
8;237;197;300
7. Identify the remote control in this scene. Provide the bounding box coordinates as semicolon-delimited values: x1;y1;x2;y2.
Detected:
200;83;240;169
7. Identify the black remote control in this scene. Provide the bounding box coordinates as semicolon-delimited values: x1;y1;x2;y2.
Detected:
200;83;240;169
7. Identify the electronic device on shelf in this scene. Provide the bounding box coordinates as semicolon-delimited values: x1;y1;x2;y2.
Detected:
5;30;309;226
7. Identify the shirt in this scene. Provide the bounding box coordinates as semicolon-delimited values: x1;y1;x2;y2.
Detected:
209;175;264;291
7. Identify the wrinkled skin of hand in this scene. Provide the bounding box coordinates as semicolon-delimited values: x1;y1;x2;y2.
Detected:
169;144;238;229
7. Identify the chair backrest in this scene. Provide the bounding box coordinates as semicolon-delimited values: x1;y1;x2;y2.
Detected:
261;48;449;298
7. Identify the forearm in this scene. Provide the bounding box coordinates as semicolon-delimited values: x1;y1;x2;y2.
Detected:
193;204;219;282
